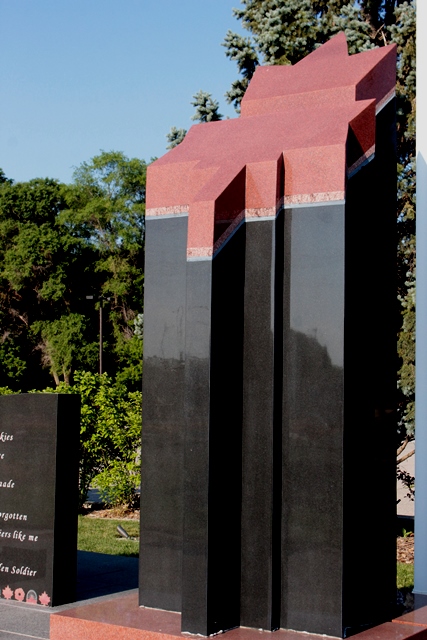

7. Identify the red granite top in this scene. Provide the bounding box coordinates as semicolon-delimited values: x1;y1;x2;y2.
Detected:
146;33;396;258
241;32;395;115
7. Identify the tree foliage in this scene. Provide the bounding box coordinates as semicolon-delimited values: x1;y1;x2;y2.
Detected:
0;151;146;390
0;177;89;388
63;150;145;386
390;1;416;439
166;90;223;151
191;90;223;123
0;169;12;185
32;314;96;386
222;30;259;110
19;372;141;508
166;126;187;149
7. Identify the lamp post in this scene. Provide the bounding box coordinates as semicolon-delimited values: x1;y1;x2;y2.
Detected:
86;295;110;375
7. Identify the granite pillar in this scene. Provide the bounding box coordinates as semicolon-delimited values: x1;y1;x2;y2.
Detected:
281;99;396;638
341;98;397;635
182;224;245;635
281;202;346;637
240;211;284;631
139;213;188;612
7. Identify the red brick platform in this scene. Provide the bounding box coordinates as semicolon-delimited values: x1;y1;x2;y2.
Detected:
50;592;427;640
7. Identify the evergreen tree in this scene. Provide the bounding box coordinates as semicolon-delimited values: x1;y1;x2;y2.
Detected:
166;126;187;150
222;30;259;110
191;90;223;123
391;1;416;441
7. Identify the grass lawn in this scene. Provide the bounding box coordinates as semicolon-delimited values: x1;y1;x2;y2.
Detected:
78;515;139;557
397;562;414;590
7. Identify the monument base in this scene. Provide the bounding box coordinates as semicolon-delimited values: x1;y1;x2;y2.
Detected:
50;592;427;640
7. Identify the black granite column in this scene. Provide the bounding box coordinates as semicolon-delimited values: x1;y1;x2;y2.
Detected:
341;98;397;636
139;214;188;612
240;212;283;631
181;226;245;636
281;202;345;637
280;101;396;638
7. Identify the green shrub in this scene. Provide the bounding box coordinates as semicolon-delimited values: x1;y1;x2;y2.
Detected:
93;460;140;508
38;370;141;507
0;386;16;395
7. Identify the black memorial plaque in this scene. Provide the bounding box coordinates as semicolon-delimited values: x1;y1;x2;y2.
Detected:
0;394;80;606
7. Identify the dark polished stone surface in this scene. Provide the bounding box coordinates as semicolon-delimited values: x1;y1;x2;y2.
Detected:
281;203;345;637
280;101;396;638
342;99;397;636
139;215;188;612
0;393;80;607
181;258;212;635
241;216;282;631
182;228;245;636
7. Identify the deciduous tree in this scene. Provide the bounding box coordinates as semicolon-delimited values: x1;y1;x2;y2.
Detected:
61;150;146;387
0;177;93;388
0;151;147;390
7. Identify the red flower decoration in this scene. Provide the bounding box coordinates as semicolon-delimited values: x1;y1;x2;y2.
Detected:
14;588;25;601
39;591;51;606
2;585;13;599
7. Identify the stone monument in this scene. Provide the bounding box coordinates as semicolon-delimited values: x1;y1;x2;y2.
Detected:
0;393;80;607
140;33;397;638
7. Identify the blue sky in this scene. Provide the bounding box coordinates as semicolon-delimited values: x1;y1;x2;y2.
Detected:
0;0;246;184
